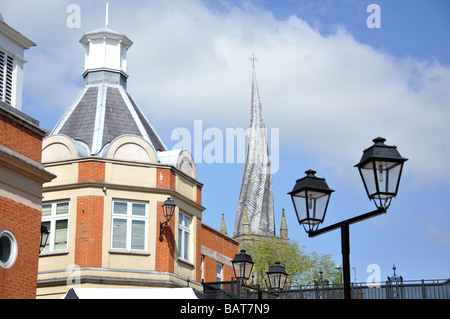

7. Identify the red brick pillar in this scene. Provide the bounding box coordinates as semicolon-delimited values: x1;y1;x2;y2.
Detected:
74;196;104;268
156;168;176;189
155;201;175;273
78;161;105;183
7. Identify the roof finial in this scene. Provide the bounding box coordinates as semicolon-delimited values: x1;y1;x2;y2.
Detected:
105;3;109;27
249;53;257;68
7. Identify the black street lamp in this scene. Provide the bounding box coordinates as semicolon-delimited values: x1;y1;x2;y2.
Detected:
288;169;334;233
159;197;176;241
387;264;403;299
355;137;408;209
230;250;289;298
266;262;289;292
231;250;254;282
40;224;49;253
289;137;407;299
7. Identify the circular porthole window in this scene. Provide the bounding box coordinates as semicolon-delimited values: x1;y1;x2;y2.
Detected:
0;230;18;269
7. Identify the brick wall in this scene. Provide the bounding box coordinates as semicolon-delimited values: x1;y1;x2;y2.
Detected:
78;161;105;183
0;196;41;299
74;196;104;267
156;167;176;190
196;218;202;281
0;113;42;162
196;185;202;205
155;201;175;273
201;224;239;282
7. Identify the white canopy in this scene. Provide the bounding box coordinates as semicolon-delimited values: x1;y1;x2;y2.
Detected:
62;287;199;299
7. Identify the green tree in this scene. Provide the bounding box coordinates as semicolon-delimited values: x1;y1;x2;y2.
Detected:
244;238;342;289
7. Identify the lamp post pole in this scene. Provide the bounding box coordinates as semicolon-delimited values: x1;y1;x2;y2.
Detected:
308;207;385;299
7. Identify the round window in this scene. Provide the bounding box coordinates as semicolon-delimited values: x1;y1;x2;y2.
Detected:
0;230;18;269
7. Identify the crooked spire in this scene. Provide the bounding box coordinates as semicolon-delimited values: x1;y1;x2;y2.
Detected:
234;57;275;237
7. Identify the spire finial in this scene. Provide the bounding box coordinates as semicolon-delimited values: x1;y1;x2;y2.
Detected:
105;3;109;27
249;53;257;68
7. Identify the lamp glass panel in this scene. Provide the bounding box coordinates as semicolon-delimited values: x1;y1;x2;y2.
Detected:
374;160;402;195
269;273;281;290
308;190;329;224
291;191;307;223
234;261;252;279
359;162;378;197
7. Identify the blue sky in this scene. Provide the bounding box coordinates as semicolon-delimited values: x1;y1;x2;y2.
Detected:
3;0;449;282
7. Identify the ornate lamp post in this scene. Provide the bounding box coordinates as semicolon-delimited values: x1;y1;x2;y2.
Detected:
231;250;254;283
266;262;289;292
39;224;50;253
355;137;408;209
159;197;176;241
289;137;407;299
289;169;334;233
387;264;403;299
231;251;289;298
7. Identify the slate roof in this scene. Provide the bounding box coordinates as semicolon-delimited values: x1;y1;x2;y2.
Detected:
51;84;167;155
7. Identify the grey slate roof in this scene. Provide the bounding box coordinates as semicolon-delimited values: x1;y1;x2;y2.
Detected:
51;84;167;155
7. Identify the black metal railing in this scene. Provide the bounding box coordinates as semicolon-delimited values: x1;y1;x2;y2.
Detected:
202;278;450;299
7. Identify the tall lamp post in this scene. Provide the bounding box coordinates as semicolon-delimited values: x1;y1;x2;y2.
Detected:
289;137;407;299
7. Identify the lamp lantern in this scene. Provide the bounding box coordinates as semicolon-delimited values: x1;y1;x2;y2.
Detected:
40;224;49;253
266;262;289;291
355;137;408;209
231;250;254;282
288;169;334;233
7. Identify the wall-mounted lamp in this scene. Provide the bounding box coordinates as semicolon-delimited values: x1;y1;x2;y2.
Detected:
159;197;176;242
40;224;50;253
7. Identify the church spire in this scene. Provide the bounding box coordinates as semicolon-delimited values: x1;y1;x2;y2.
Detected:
220;212;228;235
234;56;275;237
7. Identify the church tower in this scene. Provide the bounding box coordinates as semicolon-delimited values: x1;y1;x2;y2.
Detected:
234;57;278;239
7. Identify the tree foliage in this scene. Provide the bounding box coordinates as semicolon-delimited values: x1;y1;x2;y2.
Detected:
244;238;342;289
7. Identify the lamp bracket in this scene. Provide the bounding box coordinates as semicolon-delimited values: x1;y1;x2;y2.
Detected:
308;207;386;238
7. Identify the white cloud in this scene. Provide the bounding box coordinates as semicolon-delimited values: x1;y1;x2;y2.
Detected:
4;0;450;185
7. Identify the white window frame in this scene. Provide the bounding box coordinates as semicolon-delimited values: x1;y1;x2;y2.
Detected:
201;255;205;282
177;211;191;262
111;200;148;253
41;200;70;253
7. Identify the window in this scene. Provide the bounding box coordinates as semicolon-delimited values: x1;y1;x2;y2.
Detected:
216;263;223;282
41;201;70;253
0;230;18;269
111;200;147;252
201;255;205;282
177;212;191;261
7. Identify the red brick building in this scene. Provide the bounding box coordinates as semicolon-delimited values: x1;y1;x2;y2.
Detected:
36;19;239;298
0;16;54;298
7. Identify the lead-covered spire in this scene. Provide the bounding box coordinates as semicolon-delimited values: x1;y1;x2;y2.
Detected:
234;56;275;237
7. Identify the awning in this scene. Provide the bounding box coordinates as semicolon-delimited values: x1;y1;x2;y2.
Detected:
62;287;199;299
